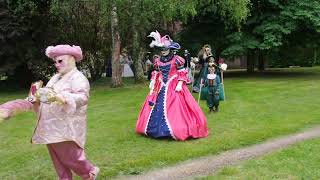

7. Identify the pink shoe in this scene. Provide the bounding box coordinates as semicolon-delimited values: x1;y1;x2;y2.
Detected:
87;167;100;180
92;167;100;180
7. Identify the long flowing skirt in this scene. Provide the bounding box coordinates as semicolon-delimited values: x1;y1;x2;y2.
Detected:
122;64;134;77
136;77;208;140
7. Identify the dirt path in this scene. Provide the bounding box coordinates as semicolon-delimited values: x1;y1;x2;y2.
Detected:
116;126;320;180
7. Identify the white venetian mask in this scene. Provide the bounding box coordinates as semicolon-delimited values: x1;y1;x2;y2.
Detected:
54;55;76;75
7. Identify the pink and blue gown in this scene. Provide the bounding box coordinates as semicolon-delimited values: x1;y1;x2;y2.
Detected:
136;54;208;140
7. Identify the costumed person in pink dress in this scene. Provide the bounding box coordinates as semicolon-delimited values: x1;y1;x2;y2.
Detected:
31;45;99;180
136;31;208;140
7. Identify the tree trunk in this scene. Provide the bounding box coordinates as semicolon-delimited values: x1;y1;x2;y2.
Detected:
110;2;122;87
258;51;265;71
132;30;145;83
313;48;318;66
247;50;255;73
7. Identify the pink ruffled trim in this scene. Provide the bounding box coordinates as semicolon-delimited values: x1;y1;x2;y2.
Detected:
175;56;185;67
177;69;191;84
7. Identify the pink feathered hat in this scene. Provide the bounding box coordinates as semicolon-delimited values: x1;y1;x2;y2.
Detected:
45;45;83;62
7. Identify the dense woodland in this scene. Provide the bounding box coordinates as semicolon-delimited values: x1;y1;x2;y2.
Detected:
0;0;319;87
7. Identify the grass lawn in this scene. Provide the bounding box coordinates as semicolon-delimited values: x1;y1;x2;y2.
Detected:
202;138;320;179
0;67;320;179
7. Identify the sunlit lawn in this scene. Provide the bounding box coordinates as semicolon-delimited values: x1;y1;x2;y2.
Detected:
0;67;320;179
202;138;320;179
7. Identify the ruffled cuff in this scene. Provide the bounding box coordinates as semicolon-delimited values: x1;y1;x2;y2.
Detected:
177;68;191;84
59;92;77;115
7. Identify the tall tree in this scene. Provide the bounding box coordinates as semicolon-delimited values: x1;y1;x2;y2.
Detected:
110;1;122;87
222;0;320;71
176;0;251;61
0;0;55;87
115;0;198;83
50;0;110;82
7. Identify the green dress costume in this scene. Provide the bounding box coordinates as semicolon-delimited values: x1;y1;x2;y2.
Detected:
205;73;221;111
193;62;225;101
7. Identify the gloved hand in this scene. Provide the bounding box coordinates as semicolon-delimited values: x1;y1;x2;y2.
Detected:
35;88;65;104
53;93;66;105
175;81;183;92
221;63;228;71
149;80;155;90
35;88;53;103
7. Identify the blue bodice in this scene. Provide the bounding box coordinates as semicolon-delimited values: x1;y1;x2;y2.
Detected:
146;59;172;138
159;64;171;83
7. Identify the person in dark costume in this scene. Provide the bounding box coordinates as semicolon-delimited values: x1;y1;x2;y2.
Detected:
192;44;213;93
183;49;191;69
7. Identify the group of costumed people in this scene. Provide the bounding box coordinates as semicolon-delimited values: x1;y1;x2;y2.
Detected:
192;44;227;112
0;30;226;179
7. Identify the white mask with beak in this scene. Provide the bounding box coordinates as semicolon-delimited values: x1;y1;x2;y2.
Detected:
54;55;76;75
160;48;170;56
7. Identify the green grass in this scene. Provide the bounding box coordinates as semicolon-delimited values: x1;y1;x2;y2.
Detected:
0;67;320;179
202;138;320;179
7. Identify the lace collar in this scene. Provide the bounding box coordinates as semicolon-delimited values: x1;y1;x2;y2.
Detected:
160;53;174;63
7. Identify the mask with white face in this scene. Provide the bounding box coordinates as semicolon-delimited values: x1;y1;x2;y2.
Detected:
54;55;76;75
160;48;170;56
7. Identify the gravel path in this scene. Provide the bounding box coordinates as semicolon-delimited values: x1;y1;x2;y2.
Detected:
116;126;320;180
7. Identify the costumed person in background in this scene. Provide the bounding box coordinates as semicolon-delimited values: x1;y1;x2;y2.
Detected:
136;31;208;140
199;56;228;101
204;63;221;112
192;44;213;93
183;49;191;68
183;49;193;84
120;48;134;77
105;57;112;77
32;45;99;180
198;44;212;68
143;52;151;76
145;53;153;81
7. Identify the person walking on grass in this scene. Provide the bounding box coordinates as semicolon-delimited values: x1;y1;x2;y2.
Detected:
30;45;99;180
136;31;208;140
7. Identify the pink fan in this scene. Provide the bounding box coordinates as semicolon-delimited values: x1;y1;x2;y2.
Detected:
0;99;33;121
27;81;43;103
